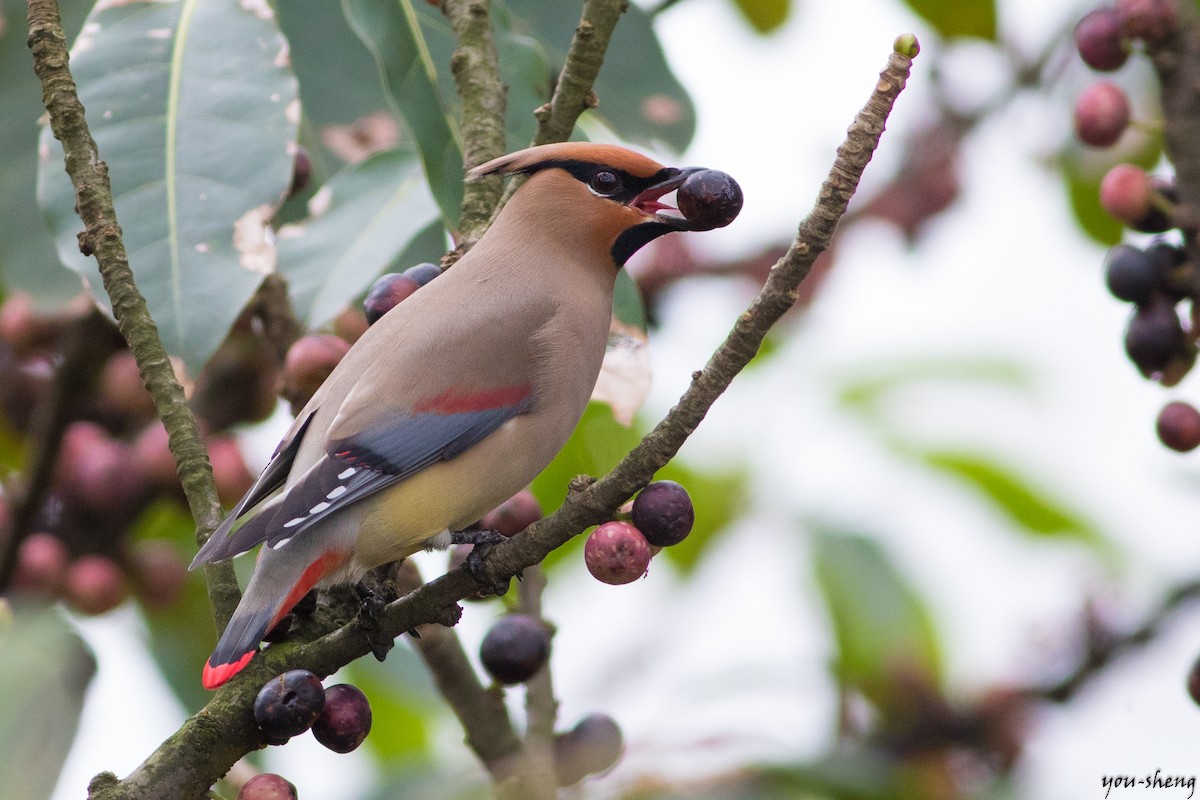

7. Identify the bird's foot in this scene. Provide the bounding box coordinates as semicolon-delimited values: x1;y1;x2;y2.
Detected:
449;528;512;595
353;582;394;661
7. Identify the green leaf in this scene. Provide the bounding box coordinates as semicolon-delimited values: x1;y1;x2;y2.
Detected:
612;269;647;329
1059;134;1160;247
0;605;95;800
810;528;941;707
914;448;1104;544
36;0;299;375
344;645;440;764
731;0;791;34
901;0;996;40
343;0;465;227
134;499;220;712
408;1;553;155
0;0;98;305
276;149;440;328
506;0;696;151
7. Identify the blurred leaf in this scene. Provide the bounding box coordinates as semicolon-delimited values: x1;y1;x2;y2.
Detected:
913;448;1104;545
811;528;942;707
506;0;696;151
345;649;434;763
1060;138;1160;247
0;603;95;800
613;269;647;329
411;1;553;154
134;499;217;712
594;322;651;426
1062;165;1123;246
531;402;743;573
36;0;298;375
276;0;392;131
654;460;746;572
901;0;996;40
0;0;94;305
839;358;1033;417
276;149;440;328
732;0;791;34
343;0;464;227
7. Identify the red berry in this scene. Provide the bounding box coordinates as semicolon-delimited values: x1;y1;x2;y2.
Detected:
129;539;189;609
363;273;421;324
56;423;145;513
631;480;694;547
1100;164;1152;225
64;554;130;615
1157;401;1200;452
254;670;326;743
1075;8;1129;71
480;613;551;685
312;684;373;753
208;436;255;507
676;170;743;231
133;422;179;490
237;773;298;800
480;489;543;538
283;334;350;408
1074;82;1131;147
584;522;651;585
12;532;70;595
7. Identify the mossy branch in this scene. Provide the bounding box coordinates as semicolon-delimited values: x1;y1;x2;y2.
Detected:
25;0;238;629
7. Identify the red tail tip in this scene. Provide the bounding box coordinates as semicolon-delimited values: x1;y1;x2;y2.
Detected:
202;650;257;690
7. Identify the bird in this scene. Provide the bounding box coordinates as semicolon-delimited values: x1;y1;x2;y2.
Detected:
190;142;717;689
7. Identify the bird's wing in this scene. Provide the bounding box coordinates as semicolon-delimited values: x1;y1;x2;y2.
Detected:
193;286;554;563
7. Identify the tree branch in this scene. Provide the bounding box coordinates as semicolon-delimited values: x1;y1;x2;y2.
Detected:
25;0;238;629
443;0;508;244
532;0;628;146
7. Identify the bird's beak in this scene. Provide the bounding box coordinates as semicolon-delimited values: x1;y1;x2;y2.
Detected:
628;167;706;230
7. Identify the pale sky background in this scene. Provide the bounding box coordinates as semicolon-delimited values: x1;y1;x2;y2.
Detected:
51;0;1200;798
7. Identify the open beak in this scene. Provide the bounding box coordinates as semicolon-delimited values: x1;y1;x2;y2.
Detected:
628;167;706;230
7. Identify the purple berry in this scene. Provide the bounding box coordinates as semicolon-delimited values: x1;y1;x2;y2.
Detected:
402;262;442;286
1075;8;1129;71
480;489;543;538
1157;401;1200;452
676;170;743;231
631;480;695;547
238;773;298;800
363;273;421;324
254;670;326;742
554;713;624;786
584;522;651;585
1125;297;1186;377
1104;244;1159;305
480;613;550;685
312;684;373;753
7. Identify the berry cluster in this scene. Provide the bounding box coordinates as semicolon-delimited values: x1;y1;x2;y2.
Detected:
1074;4;1200;453
242;670;371;797
0;295;282;614
583;480;695;585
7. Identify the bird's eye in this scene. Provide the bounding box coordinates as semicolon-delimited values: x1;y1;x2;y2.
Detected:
589;170;622;195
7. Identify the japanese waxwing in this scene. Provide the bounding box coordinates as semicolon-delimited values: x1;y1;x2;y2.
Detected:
190;142;720;689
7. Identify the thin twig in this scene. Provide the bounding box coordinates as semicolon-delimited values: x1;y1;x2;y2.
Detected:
25;0;237;629
518;566;559;794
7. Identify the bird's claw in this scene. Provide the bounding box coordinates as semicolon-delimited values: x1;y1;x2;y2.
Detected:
449;528;511;595
354;582;395;661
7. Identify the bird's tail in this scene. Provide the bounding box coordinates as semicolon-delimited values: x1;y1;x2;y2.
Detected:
202;548;349;690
